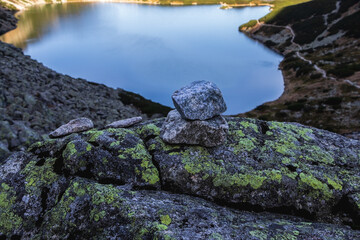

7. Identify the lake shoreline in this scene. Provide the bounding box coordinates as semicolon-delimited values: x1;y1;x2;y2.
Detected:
237;1;360;139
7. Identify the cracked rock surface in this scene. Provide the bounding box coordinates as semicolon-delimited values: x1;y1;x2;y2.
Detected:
0;117;360;239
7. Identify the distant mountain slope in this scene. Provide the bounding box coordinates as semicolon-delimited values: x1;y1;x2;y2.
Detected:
239;0;360;138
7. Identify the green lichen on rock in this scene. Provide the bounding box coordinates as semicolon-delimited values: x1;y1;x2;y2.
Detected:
240;120;259;133
1;117;360;238
84;129;105;142
140;158;160;185
0;183;22;233
160;214;172;226
135;123;161;138
298;173;333;200
21;157;59;193
268;121;313;141
62;140;92;161
122;142;159;185
148;117;360;223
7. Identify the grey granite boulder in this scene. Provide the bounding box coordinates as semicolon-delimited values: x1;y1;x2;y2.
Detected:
105;116;142;128
172;80;227;120
160;110;228;147
49;117;94;138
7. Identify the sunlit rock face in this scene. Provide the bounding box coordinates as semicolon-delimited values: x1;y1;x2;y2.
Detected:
1;117;360;239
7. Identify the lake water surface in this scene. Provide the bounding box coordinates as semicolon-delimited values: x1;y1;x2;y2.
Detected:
1;3;283;114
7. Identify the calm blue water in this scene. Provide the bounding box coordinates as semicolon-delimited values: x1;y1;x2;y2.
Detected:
2;3;283;114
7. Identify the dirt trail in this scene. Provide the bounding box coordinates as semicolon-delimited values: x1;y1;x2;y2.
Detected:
255;5;360;89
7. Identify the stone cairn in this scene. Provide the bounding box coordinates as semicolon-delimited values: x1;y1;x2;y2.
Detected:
49;81;228;147
160;80;229;147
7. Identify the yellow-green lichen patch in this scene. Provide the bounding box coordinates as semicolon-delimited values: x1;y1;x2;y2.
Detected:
160;214;172;226
228;128;257;153
90;182;123;207
280;167;298;180
108;128;137;141
177;146;283;190
120;141;160;185
299;173;333;200
303;145;334;165
152;137;181;152
43;179;128;235
0;183;22;233
152;222;168;231
21;158;59;194
326;176;343;191
266;169;282;183
140;159;160;185
232;137;257;154
269;122;313;141
84;129;105;142
240;120;259;133
135;124;160;137
62;141;92;161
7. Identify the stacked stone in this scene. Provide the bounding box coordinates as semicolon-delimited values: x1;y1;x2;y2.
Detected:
160;81;229;147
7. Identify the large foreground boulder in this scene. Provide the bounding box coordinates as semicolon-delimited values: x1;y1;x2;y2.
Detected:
0;117;360;238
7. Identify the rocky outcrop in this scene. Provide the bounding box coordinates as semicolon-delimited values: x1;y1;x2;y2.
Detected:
1;117;360;238
0;6;17;35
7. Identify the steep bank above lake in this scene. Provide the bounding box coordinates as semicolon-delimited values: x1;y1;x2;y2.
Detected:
0;6;171;161
238;0;360;139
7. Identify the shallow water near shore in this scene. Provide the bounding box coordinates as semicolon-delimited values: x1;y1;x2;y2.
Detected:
1;3;283;114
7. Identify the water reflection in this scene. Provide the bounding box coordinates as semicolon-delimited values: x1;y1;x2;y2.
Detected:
1;3;284;114
1;3;92;49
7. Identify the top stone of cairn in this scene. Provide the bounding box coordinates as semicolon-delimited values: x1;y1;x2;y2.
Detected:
171;80;227;120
